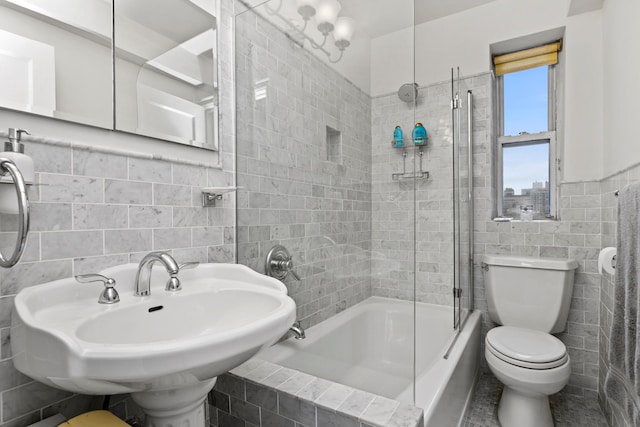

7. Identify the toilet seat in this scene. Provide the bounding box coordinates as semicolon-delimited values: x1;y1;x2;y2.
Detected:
486;326;568;370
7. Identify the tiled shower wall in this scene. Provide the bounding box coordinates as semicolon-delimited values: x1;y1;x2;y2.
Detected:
234;7;373;329
370;74;491;306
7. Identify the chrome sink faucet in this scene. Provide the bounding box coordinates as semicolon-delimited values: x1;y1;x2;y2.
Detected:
135;252;180;296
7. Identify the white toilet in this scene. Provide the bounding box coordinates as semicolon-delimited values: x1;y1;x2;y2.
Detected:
482;255;578;427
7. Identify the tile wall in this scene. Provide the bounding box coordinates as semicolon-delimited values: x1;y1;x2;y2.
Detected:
598;164;640;427
370;74;491;306
471;181;603;398
234;7;373;330
357;67;603;401
0;137;234;425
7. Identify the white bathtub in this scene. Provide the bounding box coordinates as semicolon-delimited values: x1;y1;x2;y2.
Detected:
258;296;481;426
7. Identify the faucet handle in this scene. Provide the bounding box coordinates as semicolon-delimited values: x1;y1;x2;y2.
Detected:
265;245;301;281
178;262;200;270
283;258;301;281
165;276;182;292
75;273;120;304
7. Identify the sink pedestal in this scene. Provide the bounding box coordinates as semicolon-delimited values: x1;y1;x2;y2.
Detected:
130;378;217;427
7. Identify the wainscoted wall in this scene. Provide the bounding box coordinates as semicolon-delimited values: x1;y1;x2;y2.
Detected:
0;136;234;425
234;7;373;330
598;164;640;427
472;181;603;399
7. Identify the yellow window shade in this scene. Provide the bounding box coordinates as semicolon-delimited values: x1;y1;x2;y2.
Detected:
493;41;562;76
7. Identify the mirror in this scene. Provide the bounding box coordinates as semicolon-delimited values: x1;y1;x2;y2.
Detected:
0;0;219;151
114;0;219;150
0;0;113;129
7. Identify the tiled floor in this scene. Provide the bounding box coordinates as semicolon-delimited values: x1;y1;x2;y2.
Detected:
464;372;609;427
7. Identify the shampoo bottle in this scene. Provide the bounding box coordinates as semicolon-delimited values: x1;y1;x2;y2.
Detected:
393;126;404;148
412;123;427;146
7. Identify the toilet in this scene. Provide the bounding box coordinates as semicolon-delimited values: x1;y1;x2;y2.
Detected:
482;255;578;427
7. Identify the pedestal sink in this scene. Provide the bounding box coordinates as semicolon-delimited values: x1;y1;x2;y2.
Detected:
11;262;296;427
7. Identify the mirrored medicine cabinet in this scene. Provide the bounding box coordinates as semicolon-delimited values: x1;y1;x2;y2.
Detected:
0;0;219;151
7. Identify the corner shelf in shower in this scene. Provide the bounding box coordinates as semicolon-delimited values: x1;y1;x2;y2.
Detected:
391;148;429;181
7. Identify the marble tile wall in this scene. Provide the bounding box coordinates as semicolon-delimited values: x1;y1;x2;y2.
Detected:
370;74;491;306
598;163;640;427
472;181;603;399
0;138;234;425
234;7;373;330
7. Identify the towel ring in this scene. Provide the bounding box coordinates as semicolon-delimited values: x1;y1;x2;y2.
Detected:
0;159;30;268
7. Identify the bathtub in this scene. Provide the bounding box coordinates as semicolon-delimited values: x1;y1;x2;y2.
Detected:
258;296;481;426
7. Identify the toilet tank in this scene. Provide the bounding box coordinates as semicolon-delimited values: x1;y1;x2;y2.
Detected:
482;255;578;333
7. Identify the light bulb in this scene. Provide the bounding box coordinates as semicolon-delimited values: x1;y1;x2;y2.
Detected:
333;16;354;49
316;0;341;35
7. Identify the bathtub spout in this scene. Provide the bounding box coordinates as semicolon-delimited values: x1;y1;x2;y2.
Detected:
289;321;306;340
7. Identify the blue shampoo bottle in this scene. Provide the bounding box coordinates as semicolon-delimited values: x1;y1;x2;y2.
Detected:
413;123;427;146
393;126;404;148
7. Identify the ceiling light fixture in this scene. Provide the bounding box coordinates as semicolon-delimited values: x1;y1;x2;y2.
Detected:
258;0;355;63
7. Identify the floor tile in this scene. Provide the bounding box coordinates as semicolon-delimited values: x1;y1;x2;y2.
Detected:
464;373;609;427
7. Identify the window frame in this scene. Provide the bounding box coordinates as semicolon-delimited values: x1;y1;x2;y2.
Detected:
496;64;559;220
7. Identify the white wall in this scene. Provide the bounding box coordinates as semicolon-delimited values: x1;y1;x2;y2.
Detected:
370;0;605;182
563;9;603;182
602;0;640;178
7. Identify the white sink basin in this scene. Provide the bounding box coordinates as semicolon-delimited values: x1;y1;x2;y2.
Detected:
11;262;296;396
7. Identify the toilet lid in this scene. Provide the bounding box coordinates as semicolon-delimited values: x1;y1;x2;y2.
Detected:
486;326;568;369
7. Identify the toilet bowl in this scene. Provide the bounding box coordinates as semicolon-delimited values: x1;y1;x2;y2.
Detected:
485;326;571;427
481;255;578;427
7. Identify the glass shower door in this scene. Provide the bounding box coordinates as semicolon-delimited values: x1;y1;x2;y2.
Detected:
452;67;474;330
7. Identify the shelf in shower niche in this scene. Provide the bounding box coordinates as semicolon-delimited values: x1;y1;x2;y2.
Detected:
201;186;241;207
392;171;429;180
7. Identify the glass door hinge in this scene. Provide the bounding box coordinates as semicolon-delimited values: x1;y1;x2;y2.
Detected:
453;288;462;298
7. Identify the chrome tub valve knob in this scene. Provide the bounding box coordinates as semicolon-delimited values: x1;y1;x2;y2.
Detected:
265;245;300;281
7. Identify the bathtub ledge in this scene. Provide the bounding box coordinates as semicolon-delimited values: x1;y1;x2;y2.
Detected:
211;359;424;427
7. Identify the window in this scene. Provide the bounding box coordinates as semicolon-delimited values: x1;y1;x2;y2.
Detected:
494;41;561;220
